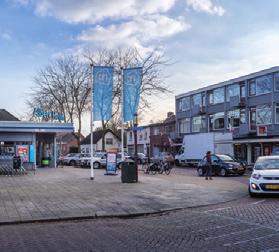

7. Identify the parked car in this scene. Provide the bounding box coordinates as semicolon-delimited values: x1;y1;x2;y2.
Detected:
80;152;129;169
58;153;87;166
197;154;246;177
249;156;279;197
130;153;146;164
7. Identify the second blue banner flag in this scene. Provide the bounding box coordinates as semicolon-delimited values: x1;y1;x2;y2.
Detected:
123;67;143;122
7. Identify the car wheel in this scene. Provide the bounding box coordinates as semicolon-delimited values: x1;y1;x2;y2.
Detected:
69;160;75;166
175;159;180;166
93;162;101;169
238;171;245;176
220;168;227;177
197;167;204;176
248;186;257;197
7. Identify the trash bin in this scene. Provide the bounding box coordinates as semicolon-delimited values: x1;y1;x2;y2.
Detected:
121;159;138;183
13;156;21;170
41;158;50;167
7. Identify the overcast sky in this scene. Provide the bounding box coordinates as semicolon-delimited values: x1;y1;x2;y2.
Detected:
1;0;279;134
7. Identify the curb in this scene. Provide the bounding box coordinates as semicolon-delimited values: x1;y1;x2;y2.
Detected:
0;193;248;227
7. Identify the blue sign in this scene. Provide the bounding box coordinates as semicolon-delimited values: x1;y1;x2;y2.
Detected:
29;145;36;163
33;108;64;121
123;67;143;122
93;66;113;121
106;152;117;175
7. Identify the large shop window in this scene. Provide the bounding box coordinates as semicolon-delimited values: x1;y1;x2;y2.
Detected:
226;84;240;102
178;118;191;133
209;88;224;104
179;97;190;111
192;93;202;108
192;116;206;132
256;105;272;125
209;112;225;130
249;74;272;96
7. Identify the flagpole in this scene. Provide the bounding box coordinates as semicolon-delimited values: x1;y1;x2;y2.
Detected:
90;63;94;180
120;67;124;161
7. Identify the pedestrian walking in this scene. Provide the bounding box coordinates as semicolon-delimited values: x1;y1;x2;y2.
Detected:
205;151;213;180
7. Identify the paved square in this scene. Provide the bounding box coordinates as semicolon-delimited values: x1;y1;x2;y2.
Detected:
0;167;246;224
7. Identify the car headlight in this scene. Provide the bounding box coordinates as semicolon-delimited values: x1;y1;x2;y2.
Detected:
252;173;261;180
228;163;234;169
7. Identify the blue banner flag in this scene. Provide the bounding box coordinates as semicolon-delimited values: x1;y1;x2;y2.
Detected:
123;67;143;122
93;66;113;121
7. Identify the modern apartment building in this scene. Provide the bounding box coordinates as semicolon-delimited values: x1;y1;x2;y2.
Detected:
176;66;279;164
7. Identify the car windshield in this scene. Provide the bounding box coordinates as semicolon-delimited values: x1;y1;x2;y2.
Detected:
94;153;104;158
254;159;279;170
216;155;234;162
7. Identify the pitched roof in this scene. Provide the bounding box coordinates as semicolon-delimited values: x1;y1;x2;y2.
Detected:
81;129;120;145
0;109;19;121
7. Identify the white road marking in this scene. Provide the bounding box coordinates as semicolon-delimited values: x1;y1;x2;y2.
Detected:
224;233;277;247
204;206;232;212
251;199;266;205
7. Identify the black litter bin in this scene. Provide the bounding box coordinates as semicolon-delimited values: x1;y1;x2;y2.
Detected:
13;156;21;170
121;159;138;183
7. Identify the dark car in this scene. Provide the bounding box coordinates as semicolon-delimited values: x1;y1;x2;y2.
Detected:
197;154;246;177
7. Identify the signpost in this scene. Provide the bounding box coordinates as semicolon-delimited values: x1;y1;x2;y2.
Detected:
257;126;267;136
105;152;117;175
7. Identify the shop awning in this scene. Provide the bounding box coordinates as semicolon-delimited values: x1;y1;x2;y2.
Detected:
0;121;74;133
233;138;279;144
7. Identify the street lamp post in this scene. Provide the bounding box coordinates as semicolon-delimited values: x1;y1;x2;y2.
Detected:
133;113;138;166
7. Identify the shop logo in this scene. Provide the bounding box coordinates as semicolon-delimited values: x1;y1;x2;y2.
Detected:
33;108;64;122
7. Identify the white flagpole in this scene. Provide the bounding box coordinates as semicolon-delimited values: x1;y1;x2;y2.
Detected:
121;67;125;161
90;64;94;180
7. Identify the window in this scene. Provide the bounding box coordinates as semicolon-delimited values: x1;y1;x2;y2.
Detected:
256;105;272;125
192;93;202;108
227;110;240;127
249;79;256;96
249;107;256;131
249;74;272;96
178;118;191;133
129;132;133;141
192;116;206;132
209;88;224;104
144;132;147;140
209;112;225;130
153;127;160;135
106;138;113;145
139;134;143;141
227;109;246;128
275;73;279;91
240;82;246;97
276;103;279;124
178;97;190;111
226;84;240;102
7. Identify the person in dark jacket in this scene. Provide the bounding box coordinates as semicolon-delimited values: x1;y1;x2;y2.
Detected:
205;151;213;180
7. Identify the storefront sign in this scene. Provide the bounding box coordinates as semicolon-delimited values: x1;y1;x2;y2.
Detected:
106;152;117;175
257;126;267;136
16;145;29;162
33;108;64;121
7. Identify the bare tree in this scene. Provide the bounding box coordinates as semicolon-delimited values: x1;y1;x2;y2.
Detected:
26;55;91;149
84;48;171;150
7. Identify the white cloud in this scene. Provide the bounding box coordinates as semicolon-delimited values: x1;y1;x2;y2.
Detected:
1;32;12;41
14;0;176;24
186;0;225;16
78;15;189;52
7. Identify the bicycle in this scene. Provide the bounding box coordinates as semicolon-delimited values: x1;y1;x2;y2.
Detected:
142;160;157;175
158;160;173;175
